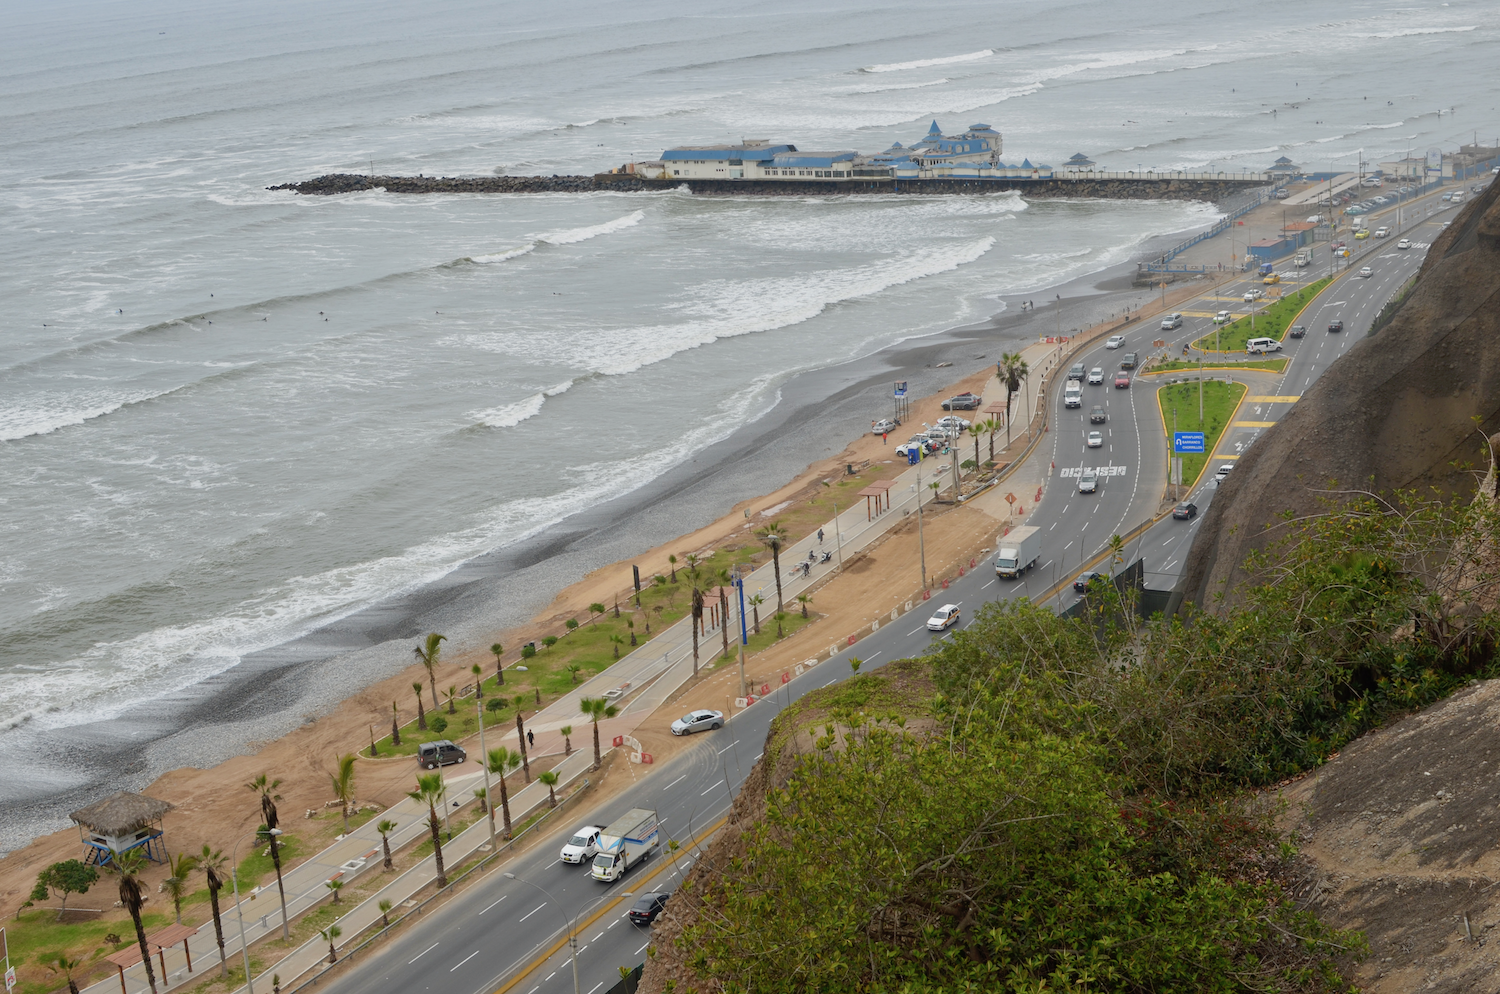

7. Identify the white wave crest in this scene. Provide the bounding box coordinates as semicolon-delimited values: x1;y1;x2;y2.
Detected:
471;380;573;428
539;209;645;245
864;49;993;73
0;389;175;442
840;77;949;94
1358;25;1474;39
470;244;537;265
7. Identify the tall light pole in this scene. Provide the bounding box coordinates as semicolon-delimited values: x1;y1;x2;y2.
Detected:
231;827;282;994
914;458;928;591
477;694;494;850
733;569;749;697
504;873;630;994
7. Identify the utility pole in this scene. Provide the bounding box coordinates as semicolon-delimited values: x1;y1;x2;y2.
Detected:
915;460;928;591
477;694;494;849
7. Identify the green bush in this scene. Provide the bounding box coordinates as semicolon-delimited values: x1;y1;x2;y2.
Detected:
428;715;448;735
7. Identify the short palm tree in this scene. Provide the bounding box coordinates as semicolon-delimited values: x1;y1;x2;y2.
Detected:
538;770;560;808
796;593;812;619
378;899;394;927
969;422;984;470
329;752;357;835
560;725;573;756
983;416;1000;460
626;618;637;645
668;554;679;582
755;522;789;615
376;819;397;870
472;663;484;699
412;682;427;731
473;786;488;813
579;697;619;770
320;924;342;964
490;642;505;685
748;593;764;635
609;635;625;660
413;632;446;712
164;851;197;924
445;684;458;715
390;701;402;745
46;954;84;994
324;879;342;904
197;845;231;976
486;747;522;838
109;850;158;994
246;773;290;940
408;773;449;888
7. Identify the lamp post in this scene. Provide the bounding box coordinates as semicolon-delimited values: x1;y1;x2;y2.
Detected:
733;568;749;698
477;693;494;850
503;873;629;994
230;827;282;994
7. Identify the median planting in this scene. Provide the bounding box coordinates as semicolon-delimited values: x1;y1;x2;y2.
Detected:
1193;276;1333;352
1156;379;1247;487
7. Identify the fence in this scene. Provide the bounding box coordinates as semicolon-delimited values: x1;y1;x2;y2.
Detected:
1138;186;1279;272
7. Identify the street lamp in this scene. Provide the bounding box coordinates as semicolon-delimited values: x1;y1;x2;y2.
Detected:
503;873;630;994
477;693;494;850
231;828;282;994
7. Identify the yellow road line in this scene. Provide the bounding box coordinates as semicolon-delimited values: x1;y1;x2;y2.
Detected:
1232;421;1277;428
1248;395;1300;403
490;816;730;994
1212;453;1241;460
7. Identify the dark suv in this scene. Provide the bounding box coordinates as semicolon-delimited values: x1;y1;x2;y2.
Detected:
629;892;670;926
418;740;467;770
1328;320;1343;333
942;393;981;411
1119;352;1138;369
1288;325;1306;339
1089;406;1107;424
1067;362;1086;380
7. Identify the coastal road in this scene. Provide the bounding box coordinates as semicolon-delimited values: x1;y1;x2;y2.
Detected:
310;192;1465;994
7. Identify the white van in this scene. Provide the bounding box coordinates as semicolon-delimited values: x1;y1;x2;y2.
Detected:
1064;383;1082;408
1246;337;1283;354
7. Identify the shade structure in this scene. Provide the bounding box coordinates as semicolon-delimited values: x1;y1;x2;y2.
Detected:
856;479;896;520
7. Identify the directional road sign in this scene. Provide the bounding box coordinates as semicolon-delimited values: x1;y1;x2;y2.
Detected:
1174;432;1205;453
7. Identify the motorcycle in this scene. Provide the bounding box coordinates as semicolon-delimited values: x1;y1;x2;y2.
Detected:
819;550;833;564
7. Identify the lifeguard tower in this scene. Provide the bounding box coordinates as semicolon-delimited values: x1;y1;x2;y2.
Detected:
69;791;173;866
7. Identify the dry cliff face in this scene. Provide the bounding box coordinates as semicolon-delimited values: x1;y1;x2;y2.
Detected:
1183;179;1500;607
1281;678;1500;993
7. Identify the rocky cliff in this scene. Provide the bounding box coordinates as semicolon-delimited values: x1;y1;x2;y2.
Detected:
1182;180;1500;608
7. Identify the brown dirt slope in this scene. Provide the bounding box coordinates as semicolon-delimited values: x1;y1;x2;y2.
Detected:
1183;180;1500;609
1281;677;1500;993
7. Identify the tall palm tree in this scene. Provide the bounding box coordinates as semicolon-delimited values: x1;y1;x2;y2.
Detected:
719;584;731;659
472;663;484;699
329;752;357;835
408;773;449;888
412;682;427;731
755;522;789;615
513;697;531;782
486;747;522;838
983;416;1000;460
377;820;397;870
668;554;678;582
684;562;728;678
413;632;446;712
164;851;197;924
109;850;158;994
968;422;984;470
579;697;619;770
246;773;291;940
197;845;230;977
538;770;560;808
490;642;505;685
997;352;1030;447
390;701;402;746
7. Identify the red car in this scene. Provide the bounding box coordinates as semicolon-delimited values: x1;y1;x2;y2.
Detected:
1114;372;1130;388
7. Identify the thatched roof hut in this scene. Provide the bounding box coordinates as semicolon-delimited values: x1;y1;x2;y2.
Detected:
70;791;174;863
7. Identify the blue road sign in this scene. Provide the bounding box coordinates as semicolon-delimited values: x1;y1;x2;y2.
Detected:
1174;432;1205;453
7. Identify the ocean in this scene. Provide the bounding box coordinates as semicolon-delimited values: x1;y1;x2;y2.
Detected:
1;0;1493;848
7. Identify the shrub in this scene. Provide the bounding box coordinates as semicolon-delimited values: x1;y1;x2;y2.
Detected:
428;715;448;735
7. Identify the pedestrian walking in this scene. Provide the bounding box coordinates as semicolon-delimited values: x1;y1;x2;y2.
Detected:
526;729;534;748
882;432;888;444
817;528;825;545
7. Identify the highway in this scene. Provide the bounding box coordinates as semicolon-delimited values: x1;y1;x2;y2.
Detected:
310;187;1469;994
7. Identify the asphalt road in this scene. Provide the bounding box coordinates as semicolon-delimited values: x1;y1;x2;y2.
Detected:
313;186;1471;994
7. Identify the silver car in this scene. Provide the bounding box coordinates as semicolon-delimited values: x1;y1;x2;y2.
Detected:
1087;367;1104;385
670;709;724;735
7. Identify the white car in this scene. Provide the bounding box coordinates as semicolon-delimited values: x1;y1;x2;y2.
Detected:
670;709;725;735
1358;267;1374;278
871;418;898;435
1396;238;1411;250
1087;367;1104;385
1078;470;1098;494
1213;310;1232;325
1214;464;1233;483
1105;335;1125;349
1087;430;1103;448
926;604;960;631
935;415;971;430
560;825;604;864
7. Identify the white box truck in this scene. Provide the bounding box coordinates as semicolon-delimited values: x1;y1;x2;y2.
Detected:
1294;252;1310;267
591;808;659;882
994;526;1042;579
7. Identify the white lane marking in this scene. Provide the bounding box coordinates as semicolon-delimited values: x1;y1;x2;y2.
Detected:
982;578;996;588
592;931;604;941
754;752;763;762
717;741;738;755
519;902;547;922
588;983;606;994
609;918;620;928
864;651;884;661
410;942;439;964
664;774;687;790
701;779;726;796
823;679;837;687
528;987;540;994
451;950;480;972
1064;541;1074;550
479;895;508;915
545;972;556;982
635;940;652;954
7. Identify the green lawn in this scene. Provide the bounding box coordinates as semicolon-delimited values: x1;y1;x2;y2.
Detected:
1192;277;1333;352
1156;380;1248;487
7;905;172;994
1149;357;1287;374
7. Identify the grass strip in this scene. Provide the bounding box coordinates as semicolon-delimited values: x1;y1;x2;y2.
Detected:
1157;380;1248;488
1192;276;1333;352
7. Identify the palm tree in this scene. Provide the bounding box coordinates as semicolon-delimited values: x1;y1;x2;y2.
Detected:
538;770;560;808
486;747;522;838
109;850;158;994
748;593;764;635
444;684;458;715
164;851;197;924
579;697;619;770
377;819;397;870
755;522;789;615
378;899;394;928
471;663;484;699
45;953;83;994
560;725;573;756
329;752;357;835
796;593;812;619
997;352;1030;446
324;879;342;904
412;682;427;731
626;618;637;645
413;632;446;713
609;635;625;660
408;773;449;888
473;786;488;813
684;560;727;678
719;584;731;660
969;423;984;470
774;610;787;639
390;701;402;746
490;642;505;685
197;845;230;977
320;924;342;964
246;773;291;940
513;698;531;782
983;416;1000;461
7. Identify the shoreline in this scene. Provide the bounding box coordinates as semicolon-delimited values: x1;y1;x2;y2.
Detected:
0;214;1202;857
